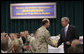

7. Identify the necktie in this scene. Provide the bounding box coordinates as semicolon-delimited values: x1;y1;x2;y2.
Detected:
64;28;67;37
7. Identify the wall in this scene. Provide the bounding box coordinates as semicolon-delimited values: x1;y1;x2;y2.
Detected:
1;1;83;36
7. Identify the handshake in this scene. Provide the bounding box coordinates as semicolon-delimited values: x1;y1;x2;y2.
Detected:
54;43;58;47
54;41;71;48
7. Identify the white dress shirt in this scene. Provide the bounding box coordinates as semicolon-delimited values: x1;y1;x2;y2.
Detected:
64;24;69;37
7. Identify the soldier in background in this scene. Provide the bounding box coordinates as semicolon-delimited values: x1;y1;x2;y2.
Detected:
1;32;12;53
9;33;23;53
16;33;23;53
1;33;9;53
29;30;37;53
20;31;31;53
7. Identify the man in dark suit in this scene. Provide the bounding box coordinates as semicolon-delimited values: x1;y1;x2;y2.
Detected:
56;17;79;53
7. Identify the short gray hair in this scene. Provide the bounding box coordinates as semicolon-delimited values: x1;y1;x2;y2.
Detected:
61;17;70;23
42;18;49;25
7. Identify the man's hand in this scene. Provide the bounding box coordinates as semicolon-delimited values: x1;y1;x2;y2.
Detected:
66;41;70;45
55;43;58;47
23;46;26;49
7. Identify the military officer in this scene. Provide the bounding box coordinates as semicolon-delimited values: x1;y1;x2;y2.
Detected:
31;19;57;53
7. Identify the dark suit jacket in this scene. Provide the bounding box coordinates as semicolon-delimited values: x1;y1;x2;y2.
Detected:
57;25;79;52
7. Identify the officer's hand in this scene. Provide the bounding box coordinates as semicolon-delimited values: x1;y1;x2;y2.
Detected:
55;43;58;47
66;41;70;45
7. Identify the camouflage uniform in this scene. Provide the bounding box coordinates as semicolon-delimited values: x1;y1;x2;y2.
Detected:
28;36;36;53
9;38;19;47
16;37;23;53
32;26;56;53
17;37;23;46
8;38;23;53
25;35;35;53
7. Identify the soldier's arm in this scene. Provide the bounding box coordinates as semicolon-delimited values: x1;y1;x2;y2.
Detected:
8;37;12;47
44;30;56;47
26;35;32;42
19;37;24;46
29;42;36;53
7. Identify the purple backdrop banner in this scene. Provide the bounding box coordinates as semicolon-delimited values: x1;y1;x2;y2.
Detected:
10;3;56;19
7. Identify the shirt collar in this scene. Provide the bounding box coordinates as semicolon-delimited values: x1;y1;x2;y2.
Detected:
65;24;69;29
42;26;46;29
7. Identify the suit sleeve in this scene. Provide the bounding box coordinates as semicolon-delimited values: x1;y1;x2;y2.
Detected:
57;31;63;47
73;26;79;39
69;26;79;43
44;30;56;47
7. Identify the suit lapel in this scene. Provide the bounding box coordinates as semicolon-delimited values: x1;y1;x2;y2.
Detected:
66;25;71;38
62;28;65;38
